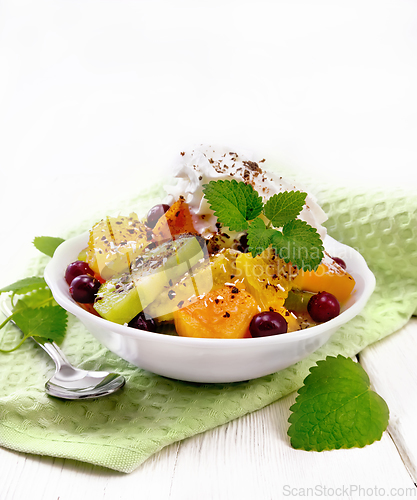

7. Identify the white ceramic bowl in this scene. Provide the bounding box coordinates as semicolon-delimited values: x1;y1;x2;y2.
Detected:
45;233;375;383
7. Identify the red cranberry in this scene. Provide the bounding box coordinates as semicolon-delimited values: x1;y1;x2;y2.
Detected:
146;204;170;228
332;256;347;270
249;311;288;337
307;292;340;323
69;275;101;303
128;312;156;332
65;261;94;285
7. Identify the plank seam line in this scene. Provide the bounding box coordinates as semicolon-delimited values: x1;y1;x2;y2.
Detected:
168;442;181;498
358;352;417;489
385;425;417;489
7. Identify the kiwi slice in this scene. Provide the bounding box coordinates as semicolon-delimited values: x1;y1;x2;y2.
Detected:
94;234;207;325
145;248;242;322
143;259;212;322
284;289;316;313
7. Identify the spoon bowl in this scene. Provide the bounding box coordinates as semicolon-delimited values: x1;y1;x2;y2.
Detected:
36;335;126;399
1;301;126;400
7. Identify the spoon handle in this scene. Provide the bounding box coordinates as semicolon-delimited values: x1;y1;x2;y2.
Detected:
31;336;71;371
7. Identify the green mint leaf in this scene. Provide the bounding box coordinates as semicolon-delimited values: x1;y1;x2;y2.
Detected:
0;277;47;296
16;288;56;309
33;236;65;257
14;304;67;344
287;355;389;451
271;219;323;271
1;304;67;352
202;179;263;232
263;191;307;228
202;179;324;271
246;218;276;257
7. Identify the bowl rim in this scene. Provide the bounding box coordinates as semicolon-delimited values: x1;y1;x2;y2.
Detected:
44;231;376;349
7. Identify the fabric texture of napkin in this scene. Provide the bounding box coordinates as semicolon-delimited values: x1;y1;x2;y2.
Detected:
1;174;416;473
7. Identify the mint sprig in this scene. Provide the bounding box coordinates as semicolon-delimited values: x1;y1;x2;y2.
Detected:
246;218;276;255
0;276;48;296
202;180;323;271
1;301;67;352
264;190;307;227
287;355;389;451
202;179;263;232
0;287;67;352
270;219;324;271
0;237;68;352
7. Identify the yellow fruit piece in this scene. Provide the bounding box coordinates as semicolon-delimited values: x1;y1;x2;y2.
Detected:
210;248;240;287
291;257;356;305
86;213;152;280
235;250;296;311
144;248;240;322
144;261;214;322
174;285;258;339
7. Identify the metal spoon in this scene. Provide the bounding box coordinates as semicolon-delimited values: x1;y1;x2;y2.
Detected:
1;301;126;400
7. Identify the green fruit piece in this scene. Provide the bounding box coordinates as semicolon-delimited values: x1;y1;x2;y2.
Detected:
284;289;316;312
77;247;88;262
94;234;207;325
144;249;239;321
94;275;141;325
144;260;213;322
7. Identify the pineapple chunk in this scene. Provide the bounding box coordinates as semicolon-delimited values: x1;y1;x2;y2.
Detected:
86;213;152;280
235;249;297;311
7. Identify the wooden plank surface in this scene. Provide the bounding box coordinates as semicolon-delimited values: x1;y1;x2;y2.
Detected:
1;320;417;499
359;318;417;484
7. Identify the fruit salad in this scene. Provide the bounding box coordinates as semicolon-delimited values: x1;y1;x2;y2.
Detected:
65;147;356;339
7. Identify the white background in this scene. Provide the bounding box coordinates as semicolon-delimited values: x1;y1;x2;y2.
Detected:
1;2;417;498
1;0;417;289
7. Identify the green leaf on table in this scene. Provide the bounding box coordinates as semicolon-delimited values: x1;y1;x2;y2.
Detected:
271;219;324;271
0;277;47;296
287;355;390;451
0;303;67;352
14;304;67;343
0;235;69;353
33;236;65;257
17;287;56;309
263;191;307;228
202;179;263;232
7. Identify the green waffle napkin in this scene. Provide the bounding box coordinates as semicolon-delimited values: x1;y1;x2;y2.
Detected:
1;177;417;473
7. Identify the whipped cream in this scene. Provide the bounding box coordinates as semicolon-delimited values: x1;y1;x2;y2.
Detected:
164;145;327;239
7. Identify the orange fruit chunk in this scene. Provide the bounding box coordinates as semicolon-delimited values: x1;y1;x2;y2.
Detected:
153;197;197;240
291;257;355;305
174;285;259;339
